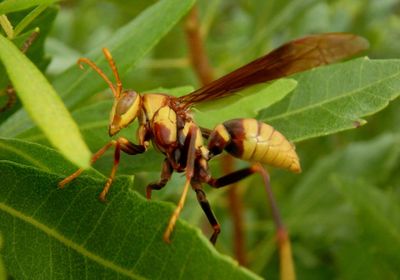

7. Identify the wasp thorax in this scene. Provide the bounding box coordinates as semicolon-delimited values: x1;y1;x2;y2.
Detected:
109;90;141;136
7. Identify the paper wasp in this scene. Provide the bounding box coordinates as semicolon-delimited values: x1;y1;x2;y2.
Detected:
59;33;368;244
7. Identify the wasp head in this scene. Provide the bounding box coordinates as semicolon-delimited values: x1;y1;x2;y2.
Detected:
77;48;143;137
109;90;141;136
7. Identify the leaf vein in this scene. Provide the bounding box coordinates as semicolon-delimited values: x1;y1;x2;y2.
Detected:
0;141;50;171
0;202;146;279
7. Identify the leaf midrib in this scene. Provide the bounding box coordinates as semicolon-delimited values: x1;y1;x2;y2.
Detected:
0;202;146;280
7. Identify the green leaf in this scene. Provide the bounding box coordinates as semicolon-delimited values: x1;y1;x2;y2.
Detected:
260;58;400;142
0;159;260;279
283;133;400;278
194;78;297;129
0;234;5;280
288;133;400;226
18;101;114;149
334;179;400;279
0;0;58;15
0;34;91;168
57;0;195;107
13;4;50;36
0;137;100;176
0;6;58;124
0;0;195;137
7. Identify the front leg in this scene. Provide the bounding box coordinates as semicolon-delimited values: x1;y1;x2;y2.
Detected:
59;137;147;201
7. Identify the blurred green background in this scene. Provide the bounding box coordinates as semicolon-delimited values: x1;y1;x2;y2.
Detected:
2;0;400;279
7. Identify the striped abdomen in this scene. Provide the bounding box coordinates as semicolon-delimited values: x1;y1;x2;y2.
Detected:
208;118;301;173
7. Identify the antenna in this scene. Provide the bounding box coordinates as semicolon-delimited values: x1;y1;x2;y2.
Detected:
77;48;122;98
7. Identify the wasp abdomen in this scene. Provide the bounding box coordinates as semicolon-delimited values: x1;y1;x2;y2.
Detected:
208;118;301;173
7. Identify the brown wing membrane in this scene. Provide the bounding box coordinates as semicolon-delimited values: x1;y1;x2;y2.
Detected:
177;33;368;108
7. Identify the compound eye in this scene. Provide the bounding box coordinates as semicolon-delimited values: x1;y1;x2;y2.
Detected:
116;91;138;116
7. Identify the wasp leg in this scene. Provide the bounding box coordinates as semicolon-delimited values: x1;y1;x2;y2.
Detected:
146;159;173;200
252;163;295;280
98;138;146;202
58;141;115;189
206;164;285;231
207;163;294;276
206;166;257;188
192;182;221;244
58;137;146;202
163;125;197;243
199;126;212;139
98;141;121;202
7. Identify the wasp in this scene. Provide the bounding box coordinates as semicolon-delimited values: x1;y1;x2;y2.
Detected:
59;33;368;244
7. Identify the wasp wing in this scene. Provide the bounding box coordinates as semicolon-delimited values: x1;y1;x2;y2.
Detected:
177;33;368;108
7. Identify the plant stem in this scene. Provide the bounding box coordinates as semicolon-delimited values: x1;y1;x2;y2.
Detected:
0;15;14;38
14;4;48;37
184;6;214;85
223;155;247;266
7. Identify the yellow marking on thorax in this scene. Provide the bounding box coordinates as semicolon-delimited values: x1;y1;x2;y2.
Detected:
142;94;169;121
152;105;177;145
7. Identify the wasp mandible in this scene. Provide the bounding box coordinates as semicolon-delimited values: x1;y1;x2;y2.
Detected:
59;33;368;244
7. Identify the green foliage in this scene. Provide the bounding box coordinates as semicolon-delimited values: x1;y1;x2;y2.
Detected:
0;139;259;279
0;0;58;15
0;0;400;279
261;58;400;142
0;234;5;280
282;134;400;279
0;33;91;168
0;0;195;136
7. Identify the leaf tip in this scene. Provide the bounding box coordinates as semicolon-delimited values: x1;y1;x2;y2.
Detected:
63;148;91;169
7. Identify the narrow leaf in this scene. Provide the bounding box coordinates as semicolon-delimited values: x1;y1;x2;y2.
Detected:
0;0;58;15
260;58;400;142
13;4;50;36
0;15;13;38
0;34;90;168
